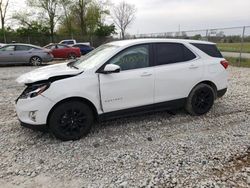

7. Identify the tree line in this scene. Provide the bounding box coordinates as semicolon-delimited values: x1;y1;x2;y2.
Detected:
0;0;136;45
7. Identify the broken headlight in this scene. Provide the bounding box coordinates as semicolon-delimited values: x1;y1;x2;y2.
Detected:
19;82;51;99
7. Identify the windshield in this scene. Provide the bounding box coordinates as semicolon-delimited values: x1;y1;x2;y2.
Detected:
72;44;119;70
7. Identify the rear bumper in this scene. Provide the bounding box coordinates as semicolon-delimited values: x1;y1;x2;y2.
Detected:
217;88;227;98
43;55;54;62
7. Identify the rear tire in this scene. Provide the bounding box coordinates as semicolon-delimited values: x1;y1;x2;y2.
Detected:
49;100;93;141
30;56;42;66
186;84;215;116
68;53;77;59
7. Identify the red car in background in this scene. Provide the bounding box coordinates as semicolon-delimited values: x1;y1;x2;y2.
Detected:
44;43;81;59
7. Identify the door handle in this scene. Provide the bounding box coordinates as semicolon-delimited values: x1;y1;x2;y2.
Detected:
141;72;152;77
189;64;199;69
9;53;14;55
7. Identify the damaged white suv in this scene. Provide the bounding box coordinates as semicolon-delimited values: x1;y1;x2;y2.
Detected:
16;39;228;141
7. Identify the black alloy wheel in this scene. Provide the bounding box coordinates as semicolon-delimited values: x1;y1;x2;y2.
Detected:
49;101;93;141
186;84;215;115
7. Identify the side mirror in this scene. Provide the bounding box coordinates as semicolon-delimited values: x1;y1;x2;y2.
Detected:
102;64;121;74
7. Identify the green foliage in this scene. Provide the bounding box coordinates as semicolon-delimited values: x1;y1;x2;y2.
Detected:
95;23;116;36
58;0;113;38
217;42;250;53
16;21;50;37
224;56;250;68
86;3;101;36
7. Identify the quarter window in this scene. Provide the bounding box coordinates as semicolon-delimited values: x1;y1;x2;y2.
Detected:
155;43;196;65
191;43;222;58
109;45;149;71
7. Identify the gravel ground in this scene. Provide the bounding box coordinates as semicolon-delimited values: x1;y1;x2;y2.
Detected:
0;65;249;188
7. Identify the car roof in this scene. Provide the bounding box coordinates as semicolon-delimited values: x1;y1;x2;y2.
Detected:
108;38;215;47
74;43;89;45
60;39;76;41
45;43;70;47
4;43;42;49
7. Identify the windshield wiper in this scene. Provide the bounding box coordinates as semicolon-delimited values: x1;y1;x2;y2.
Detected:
67;61;79;69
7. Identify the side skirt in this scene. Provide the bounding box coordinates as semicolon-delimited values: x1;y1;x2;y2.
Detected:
98;98;186;121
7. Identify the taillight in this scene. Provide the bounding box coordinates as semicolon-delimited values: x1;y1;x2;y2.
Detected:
220;60;229;69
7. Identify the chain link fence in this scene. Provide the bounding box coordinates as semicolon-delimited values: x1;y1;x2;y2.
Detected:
1;26;250;66
132;26;250;66
2;34;113;48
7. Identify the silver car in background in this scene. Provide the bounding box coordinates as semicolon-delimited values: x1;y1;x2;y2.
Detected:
0;43;53;66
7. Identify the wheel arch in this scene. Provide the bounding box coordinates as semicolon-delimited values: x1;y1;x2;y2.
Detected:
30;55;42;61
47;97;98;126
190;80;218;98
29;56;42;65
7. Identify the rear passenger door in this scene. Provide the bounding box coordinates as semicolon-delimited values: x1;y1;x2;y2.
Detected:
153;42;203;103
14;45;33;63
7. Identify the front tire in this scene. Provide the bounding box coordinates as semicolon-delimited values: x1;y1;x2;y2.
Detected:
186;84;215;116
30;56;42;66
49;100;93;141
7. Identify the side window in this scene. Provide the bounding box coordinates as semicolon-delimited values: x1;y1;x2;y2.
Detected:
191;43;223;58
109;45;149;71
0;45;15;51
156;43;196;65
15;45;32;51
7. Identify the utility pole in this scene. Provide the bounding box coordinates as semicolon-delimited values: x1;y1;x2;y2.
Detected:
239;26;245;65
178;24;181;37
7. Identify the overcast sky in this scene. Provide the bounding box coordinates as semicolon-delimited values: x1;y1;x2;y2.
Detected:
9;0;250;35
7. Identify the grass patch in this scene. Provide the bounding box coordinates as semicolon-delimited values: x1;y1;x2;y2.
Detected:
217;42;250;53
224;56;250;68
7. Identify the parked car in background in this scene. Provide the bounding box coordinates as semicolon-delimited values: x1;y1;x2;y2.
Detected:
0;43;53;66
16;39;228;141
0;43;6;47
72;43;94;55
44;43;81;59
59;39;90;47
59;39;77;46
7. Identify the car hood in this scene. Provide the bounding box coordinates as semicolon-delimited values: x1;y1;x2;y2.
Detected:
16;62;82;84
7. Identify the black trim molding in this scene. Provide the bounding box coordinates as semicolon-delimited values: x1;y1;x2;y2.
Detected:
217;88;227;98
20;121;48;132
99;98;186;121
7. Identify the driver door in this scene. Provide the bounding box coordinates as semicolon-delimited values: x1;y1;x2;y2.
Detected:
99;44;154;113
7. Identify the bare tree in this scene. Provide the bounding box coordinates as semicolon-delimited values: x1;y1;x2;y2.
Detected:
112;1;136;39
27;0;61;42
0;0;9;42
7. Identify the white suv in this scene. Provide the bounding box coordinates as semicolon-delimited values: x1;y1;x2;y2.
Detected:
15;39;228;140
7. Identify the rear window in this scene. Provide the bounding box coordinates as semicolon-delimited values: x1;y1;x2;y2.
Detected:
191;43;222;58
155;43;196;65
